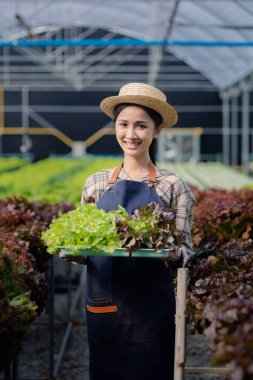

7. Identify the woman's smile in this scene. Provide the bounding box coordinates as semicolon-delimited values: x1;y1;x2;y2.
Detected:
123;139;142;149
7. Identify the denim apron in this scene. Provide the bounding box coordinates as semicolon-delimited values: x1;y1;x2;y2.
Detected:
86;163;175;380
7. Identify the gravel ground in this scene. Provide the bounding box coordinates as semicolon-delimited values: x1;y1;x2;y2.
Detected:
0;263;226;380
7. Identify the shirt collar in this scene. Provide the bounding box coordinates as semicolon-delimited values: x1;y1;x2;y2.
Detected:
115;165;163;181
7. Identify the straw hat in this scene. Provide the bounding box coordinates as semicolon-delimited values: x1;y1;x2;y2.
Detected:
100;82;178;128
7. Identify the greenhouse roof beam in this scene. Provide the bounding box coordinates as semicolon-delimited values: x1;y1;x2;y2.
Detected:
0;73;208;83
80;47;146;89
43;27;98;61
1;0;253;90
2;82;216;91
0;64;202;74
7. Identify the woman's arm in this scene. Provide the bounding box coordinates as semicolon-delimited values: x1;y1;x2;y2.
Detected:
170;179;196;266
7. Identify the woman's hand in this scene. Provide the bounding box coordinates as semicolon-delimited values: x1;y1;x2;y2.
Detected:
161;248;182;269
59;252;86;265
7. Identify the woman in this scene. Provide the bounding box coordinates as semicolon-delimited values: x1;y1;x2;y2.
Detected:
62;83;195;380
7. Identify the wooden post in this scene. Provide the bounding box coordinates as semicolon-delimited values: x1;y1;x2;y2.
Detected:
173;268;231;378
174;268;188;380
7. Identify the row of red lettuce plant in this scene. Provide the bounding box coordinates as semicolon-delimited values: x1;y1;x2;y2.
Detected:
186;187;253;379
0;196;73;369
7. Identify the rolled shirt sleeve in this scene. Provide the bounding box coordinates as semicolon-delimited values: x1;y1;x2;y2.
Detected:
170;179;196;266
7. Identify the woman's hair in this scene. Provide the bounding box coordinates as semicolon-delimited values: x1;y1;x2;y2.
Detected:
113;103;163;164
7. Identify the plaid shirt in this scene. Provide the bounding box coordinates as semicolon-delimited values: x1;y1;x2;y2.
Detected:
81;165;195;265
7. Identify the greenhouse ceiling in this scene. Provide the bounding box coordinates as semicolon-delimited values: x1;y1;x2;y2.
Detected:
1;0;253;91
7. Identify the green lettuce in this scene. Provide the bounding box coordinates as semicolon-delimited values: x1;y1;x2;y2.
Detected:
42;203;125;254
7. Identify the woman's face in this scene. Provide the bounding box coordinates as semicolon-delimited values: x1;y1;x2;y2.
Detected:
115;105;162;160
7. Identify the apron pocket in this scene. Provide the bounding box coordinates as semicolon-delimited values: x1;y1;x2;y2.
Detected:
131;286;175;342
86;299;118;342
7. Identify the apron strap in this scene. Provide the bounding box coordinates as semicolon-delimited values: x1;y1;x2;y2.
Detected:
108;162;157;185
149;161;157;184
108;163;123;184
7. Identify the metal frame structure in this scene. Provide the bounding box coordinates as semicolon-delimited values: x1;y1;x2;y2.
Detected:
0;35;215;90
0;27;219;164
157;127;203;163
1;70;252;170
221;74;253;174
0;0;253;160
0;1;252;170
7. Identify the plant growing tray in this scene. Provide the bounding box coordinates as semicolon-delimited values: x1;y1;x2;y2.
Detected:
58;246;171;259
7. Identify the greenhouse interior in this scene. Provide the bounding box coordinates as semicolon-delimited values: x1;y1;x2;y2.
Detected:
0;1;253;380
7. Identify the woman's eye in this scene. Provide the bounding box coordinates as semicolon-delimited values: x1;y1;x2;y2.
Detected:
137;124;146;129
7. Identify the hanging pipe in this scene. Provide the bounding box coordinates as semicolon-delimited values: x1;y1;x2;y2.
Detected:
1;39;253;48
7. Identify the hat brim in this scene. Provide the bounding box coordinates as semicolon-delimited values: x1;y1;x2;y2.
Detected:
100;95;178;128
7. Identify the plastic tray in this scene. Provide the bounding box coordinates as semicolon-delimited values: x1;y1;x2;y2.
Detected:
58;246;171;258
